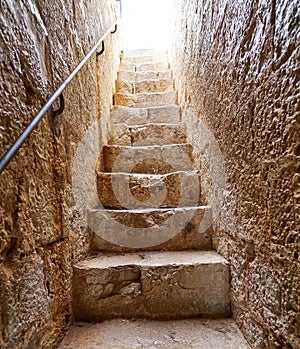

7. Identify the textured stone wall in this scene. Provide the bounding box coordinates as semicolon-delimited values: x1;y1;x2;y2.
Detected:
0;1;120;348
172;1;299;348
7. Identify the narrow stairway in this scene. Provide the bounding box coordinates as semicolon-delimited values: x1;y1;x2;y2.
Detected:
58;50;249;349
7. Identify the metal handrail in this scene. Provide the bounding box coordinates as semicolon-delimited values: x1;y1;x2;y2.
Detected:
0;22;118;174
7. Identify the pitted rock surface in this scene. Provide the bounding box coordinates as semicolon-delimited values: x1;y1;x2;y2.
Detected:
173;0;300;347
0;1;120;348
58;318;250;349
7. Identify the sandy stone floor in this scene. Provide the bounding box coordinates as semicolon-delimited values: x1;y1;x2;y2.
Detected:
57;318;249;349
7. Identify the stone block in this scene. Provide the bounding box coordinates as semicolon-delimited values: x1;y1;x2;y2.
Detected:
110;106;149;124
116;78;174;94
108;122;186;146
147;105;181;123
110;105;181;125
72;251;230;321
122;53;169;64
101;144;194;173
120;61;169;72
88;206;212;250
118;70;172;82
0;253;51;347
96;170;201;209
115;79;135;94
113;91;177;107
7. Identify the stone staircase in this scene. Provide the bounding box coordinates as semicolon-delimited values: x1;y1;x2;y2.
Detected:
59;51;249;349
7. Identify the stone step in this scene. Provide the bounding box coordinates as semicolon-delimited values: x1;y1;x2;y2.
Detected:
122;50;169;64
122;54;168;64
88;206;212;251
108;123;186;146
120;61;170;72
110;105;181;125
96;170;201;209
100;144;194;174
122;56;168;64
72;251;230;321
118;70;172;82
114;91;177;107
116;78;174;94
57;318;250;349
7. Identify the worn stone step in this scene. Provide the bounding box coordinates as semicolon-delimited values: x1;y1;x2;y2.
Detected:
118;70;172;82
122;53;169;64
116;78;174;94
114;91;177;107
72;251;230;321
57;318;250;349
96;170;201;209
121;54;169;64
110;105;181;125
88;206;212;251
100;144;194;174
108;123;186;146
120;61;170;72
122;50;169;63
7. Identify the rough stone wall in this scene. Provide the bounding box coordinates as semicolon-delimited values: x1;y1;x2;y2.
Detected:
0;1;120;348
172;1;299;348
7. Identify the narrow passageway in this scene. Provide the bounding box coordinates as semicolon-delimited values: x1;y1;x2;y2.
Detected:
0;1;298;349
58;49;249;348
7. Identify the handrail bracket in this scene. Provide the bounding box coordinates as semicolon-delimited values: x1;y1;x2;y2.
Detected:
111;24;117;34
51;93;65;117
96;41;105;57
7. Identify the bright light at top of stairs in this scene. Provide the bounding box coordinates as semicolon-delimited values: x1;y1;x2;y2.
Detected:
121;0;174;50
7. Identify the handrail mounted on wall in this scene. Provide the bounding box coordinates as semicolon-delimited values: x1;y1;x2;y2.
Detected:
0;22;118;175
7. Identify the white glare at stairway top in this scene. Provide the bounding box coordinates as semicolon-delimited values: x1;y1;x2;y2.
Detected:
121;0;174;50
